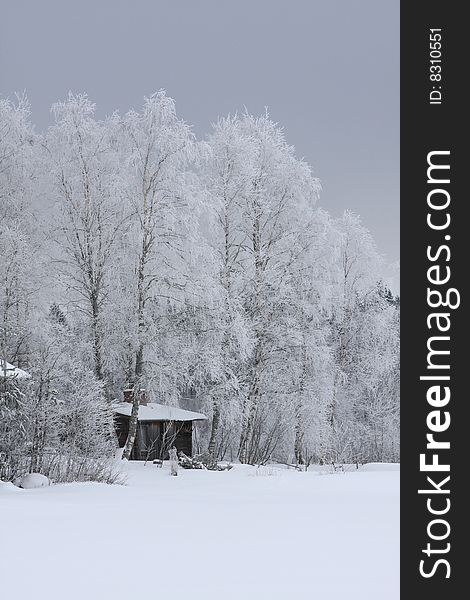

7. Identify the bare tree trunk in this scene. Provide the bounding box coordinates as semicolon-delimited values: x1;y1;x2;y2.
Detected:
239;203;263;464
90;291;103;381
294;415;304;466
121;381;141;460
121;337;145;460
29;379;44;473
121;337;144;460
238;394;250;463
294;342;308;465
329;372;339;428
207;397;220;457
239;343;261;464
122;217;148;460
208;189;236;457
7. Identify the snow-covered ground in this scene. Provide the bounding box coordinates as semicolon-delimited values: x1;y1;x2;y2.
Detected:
0;462;399;600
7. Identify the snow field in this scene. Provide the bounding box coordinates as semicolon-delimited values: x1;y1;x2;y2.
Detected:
0;462;399;600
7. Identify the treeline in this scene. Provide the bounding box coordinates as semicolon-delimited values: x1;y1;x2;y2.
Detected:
0;92;399;480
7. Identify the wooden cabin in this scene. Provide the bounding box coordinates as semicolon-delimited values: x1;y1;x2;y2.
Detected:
113;390;207;461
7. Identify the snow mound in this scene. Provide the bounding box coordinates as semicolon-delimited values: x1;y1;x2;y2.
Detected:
0;481;21;494
359;463;400;472
18;473;50;489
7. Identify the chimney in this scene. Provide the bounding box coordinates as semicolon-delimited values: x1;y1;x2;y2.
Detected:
123;388;148;406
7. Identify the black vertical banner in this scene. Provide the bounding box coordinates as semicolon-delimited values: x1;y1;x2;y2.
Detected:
401;3;466;597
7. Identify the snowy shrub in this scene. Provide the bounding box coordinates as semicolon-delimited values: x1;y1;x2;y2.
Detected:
40;454;125;485
1;315;120;484
24;322;119;483
17;473;50;489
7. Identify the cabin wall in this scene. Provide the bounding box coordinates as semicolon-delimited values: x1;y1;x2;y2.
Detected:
135;421;161;461
115;415;129;449
174;421;193;457
114;416;193;461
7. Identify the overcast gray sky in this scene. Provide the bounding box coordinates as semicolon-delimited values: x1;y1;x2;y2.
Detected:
0;0;399;266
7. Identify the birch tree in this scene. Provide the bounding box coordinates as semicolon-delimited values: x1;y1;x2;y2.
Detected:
343;283;400;462
0;96;39;376
326;211;388;461
119;91;200;459
46;94;127;384
235;113;321;464
288;209;336;465
203;116;254;457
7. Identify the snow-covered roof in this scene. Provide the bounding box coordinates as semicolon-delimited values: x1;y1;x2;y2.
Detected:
112;402;207;422
0;360;31;379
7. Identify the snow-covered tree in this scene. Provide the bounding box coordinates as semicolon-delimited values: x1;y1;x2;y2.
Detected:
118;91;203;459
26;309;116;482
45;94;128;384
286;209;337;465
203;116;254;457
0;96;39;371
233;113;322;464
342;283;400;462
325;212;397;462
